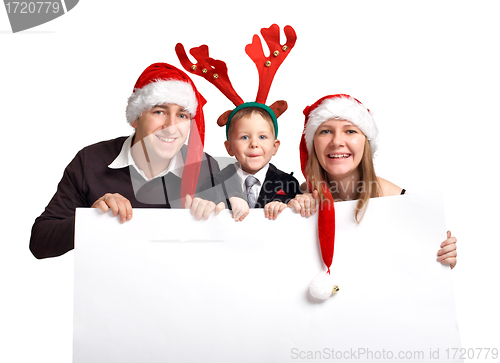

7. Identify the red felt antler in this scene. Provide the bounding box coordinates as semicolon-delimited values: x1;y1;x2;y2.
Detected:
175;43;243;107
245;24;297;104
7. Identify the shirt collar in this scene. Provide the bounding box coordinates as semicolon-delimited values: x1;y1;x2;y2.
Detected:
108;134;184;181
235;162;270;186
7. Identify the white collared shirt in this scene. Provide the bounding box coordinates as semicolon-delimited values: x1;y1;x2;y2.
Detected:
235;162;270;199
108;134;184;181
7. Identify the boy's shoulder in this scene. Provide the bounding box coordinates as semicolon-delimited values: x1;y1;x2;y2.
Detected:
264;163;299;183
258;163;301;204
212;163;238;181
199;163;239;191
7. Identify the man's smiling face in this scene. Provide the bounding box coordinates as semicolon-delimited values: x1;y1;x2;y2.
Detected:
132;103;191;163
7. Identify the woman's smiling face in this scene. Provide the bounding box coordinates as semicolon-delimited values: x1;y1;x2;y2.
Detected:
313;118;366;182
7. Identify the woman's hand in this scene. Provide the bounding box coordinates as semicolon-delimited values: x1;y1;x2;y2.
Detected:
437;231;457;269
228;197;250;221
287;190;320;217
264;201;287;220
92;193;133;223
185;194;225;220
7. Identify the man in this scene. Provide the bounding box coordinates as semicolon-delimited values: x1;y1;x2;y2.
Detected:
30;63;219;259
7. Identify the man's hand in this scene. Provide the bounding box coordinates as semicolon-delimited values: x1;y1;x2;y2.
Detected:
92;193;133;223
185;194;225;220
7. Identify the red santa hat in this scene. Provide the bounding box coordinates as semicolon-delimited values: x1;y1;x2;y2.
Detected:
299;94;377;300
125;63;207;202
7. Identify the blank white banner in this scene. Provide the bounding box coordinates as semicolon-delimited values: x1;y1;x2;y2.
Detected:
74;191;461;363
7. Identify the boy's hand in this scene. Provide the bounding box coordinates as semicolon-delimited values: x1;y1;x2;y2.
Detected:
437;231;457;269
264;201;287;220
185;194;225;220
228;197;250;221
287;190;319;217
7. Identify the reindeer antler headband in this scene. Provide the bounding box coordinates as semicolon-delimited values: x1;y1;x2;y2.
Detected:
176;24;297;139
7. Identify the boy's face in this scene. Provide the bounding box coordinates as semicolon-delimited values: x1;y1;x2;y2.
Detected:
224;112;280;174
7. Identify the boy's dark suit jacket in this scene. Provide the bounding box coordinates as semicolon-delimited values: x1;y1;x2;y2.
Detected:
197;163;301;209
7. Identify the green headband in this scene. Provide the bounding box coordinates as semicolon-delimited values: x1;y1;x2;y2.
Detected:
226;102;278;139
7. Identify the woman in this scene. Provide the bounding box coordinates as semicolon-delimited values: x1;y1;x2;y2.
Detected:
287;94;457;269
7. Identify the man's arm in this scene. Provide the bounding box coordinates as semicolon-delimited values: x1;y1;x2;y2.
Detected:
30;151;88;259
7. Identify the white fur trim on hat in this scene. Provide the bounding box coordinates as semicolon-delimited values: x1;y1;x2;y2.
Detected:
126;79;198;124
304;96;379;154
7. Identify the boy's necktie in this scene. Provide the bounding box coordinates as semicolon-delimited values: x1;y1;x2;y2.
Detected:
245;175;259;208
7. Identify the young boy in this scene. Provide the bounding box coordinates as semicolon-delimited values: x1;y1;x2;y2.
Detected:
189;105;300;221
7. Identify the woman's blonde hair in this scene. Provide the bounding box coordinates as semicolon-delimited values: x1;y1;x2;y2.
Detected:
305;138;379;222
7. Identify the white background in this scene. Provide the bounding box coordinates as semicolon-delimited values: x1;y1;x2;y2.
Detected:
1;1;498;362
